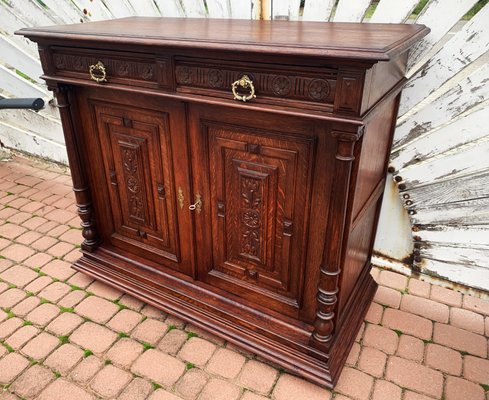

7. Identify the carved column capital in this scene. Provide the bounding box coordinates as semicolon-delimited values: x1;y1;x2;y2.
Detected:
331;125;365;143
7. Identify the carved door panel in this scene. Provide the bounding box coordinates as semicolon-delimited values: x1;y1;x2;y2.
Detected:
86;96;193;276
190;106;317;317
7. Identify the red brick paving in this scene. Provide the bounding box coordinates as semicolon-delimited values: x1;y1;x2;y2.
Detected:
396;335;424;362
1;154;489;399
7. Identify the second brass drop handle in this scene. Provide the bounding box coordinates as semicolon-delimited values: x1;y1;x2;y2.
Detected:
232;75;256;102
189;193;202;213
89;61;107;83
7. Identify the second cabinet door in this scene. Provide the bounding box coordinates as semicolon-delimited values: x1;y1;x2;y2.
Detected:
189;105;317;317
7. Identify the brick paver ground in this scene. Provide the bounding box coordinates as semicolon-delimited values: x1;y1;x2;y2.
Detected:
1;153;489;400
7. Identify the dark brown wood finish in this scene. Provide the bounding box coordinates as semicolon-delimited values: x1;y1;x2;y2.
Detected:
18;18;428;388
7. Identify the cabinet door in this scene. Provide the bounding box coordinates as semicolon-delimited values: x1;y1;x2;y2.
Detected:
80;89;193;276
189;105;317;317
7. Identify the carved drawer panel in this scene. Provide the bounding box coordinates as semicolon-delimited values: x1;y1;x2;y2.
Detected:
51;47;171;89
175;57;337;111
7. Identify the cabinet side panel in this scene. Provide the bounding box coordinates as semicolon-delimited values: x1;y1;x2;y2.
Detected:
351;98;398;222
338;96;399;313
338;200;379;314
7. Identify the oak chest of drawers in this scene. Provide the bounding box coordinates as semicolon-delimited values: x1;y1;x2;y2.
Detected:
19;18;428;388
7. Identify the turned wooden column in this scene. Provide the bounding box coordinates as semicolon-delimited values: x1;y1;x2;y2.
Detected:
54;84;99;251
311;127;364;346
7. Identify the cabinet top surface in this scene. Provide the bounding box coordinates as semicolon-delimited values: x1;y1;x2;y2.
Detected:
18;17;429;62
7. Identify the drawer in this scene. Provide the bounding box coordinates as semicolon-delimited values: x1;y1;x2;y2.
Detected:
50;47;172;90
175;57;337;111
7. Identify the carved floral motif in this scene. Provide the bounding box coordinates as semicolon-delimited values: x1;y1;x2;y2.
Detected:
139;65;154;80
208;69;224;88
73;58;84;71
117;62;130;76
176;66;192;84
272;75;291;96
240;176;262;259
242;210;260;228
122;147;144;221
308;79;330;100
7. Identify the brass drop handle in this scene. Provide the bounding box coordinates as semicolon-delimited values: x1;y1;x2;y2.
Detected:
89;61;107;83
189;193;202;213
232;75;256;102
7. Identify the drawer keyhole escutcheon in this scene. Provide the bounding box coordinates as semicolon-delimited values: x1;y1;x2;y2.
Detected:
189;193;202;213
89;61;107;83
232;75;256;103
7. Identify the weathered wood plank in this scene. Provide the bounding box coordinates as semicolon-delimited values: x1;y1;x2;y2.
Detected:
272;0;301;19
0;35;43;83
0;3;40;56
405;170;489;208
0;120;68;164
0;64;48;98
369;0;419;23
419;258;489;291
153;0;184;17
398;137;489;190
394;62;489;150
37;0;86;23
399;4;489;115
180;0;207;17
0;108;63;144
412;197;489;226
4;0;58;26
206;0;231;18
302;0;335;21
416;225;489;246
229;0;252;18
333;0;371;22
72;0;113;20
420;243;489;269
125;0;161;17
391;106;489;169
99;0;134;18
407;0;479;71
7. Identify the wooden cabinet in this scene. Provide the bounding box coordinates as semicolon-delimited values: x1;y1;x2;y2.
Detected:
19;17;428;388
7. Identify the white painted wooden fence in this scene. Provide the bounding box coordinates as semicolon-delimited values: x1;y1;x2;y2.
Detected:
1;0;488;292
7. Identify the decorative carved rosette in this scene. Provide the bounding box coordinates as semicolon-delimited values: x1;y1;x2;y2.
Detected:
272;75;291;96
308;79;330;101
208;69;224;88
176;66;192;84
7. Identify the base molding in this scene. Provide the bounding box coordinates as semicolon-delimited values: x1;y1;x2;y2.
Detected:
74;248;376;388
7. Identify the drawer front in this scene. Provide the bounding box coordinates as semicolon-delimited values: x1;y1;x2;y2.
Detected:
176;57;337;111
51;47;171;89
